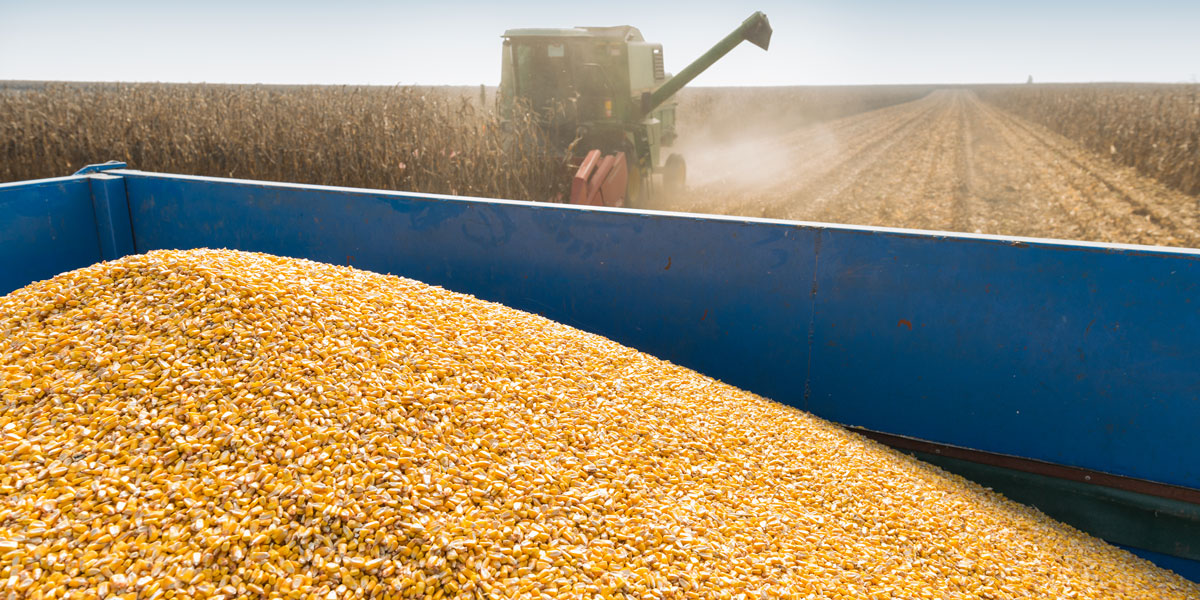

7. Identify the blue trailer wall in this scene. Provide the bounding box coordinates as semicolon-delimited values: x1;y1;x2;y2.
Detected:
0;176;102;294
808;230;1200;488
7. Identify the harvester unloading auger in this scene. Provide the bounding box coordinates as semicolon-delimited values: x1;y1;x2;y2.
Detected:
499;11;773;207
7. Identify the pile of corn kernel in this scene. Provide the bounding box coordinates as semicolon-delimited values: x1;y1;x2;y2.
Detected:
0;249;1195;600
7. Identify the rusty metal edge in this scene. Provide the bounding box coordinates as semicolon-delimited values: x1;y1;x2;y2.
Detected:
849;426;1200;505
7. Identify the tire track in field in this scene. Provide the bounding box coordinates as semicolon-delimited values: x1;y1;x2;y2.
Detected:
764;99;946;223
794;94;951;227
662;89;1200;249
951;94;975;232
952;94;1078;240
864;91;963;230
966;96;1103;242
789;90;964;231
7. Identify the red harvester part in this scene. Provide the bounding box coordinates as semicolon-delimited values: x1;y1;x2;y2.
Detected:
569;150;627;207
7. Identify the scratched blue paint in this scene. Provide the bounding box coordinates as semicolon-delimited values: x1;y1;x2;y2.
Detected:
2;168;1200;580
0;175;102;294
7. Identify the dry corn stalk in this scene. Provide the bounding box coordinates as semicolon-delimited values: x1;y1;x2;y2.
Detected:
0;249;1196;599
977;83;1200;197
0;84;567;203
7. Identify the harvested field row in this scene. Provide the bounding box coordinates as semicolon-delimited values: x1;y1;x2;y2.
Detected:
977;83;1200;197
660;90;1200;249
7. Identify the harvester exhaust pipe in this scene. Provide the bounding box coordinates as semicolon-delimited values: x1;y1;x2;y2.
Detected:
642;11;772;116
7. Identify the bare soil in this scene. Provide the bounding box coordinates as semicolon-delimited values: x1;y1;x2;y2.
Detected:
652;90;1200;248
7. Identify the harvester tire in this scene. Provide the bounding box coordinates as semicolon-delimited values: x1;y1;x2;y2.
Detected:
664;153;687;195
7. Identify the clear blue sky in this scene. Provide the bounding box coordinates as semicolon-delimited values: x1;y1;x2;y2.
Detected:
1;1;1197;85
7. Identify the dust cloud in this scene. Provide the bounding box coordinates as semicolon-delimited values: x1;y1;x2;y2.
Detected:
651;113;841;216
675;121;838;191
649;86;940;216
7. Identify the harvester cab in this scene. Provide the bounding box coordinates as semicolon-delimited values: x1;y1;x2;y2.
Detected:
500;11;772;207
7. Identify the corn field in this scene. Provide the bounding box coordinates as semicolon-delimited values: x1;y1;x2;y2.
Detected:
976;83;1200;196
5;82;1198;215
0;83;568;201
1;83;938;198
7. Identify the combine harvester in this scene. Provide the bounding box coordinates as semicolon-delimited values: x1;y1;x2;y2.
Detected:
500;12;772;206
2;160;1198;583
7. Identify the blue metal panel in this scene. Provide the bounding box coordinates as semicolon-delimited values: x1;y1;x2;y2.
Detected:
807;228;1200;490
120;171;817;406
89;174;135;260
0;176;102;294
